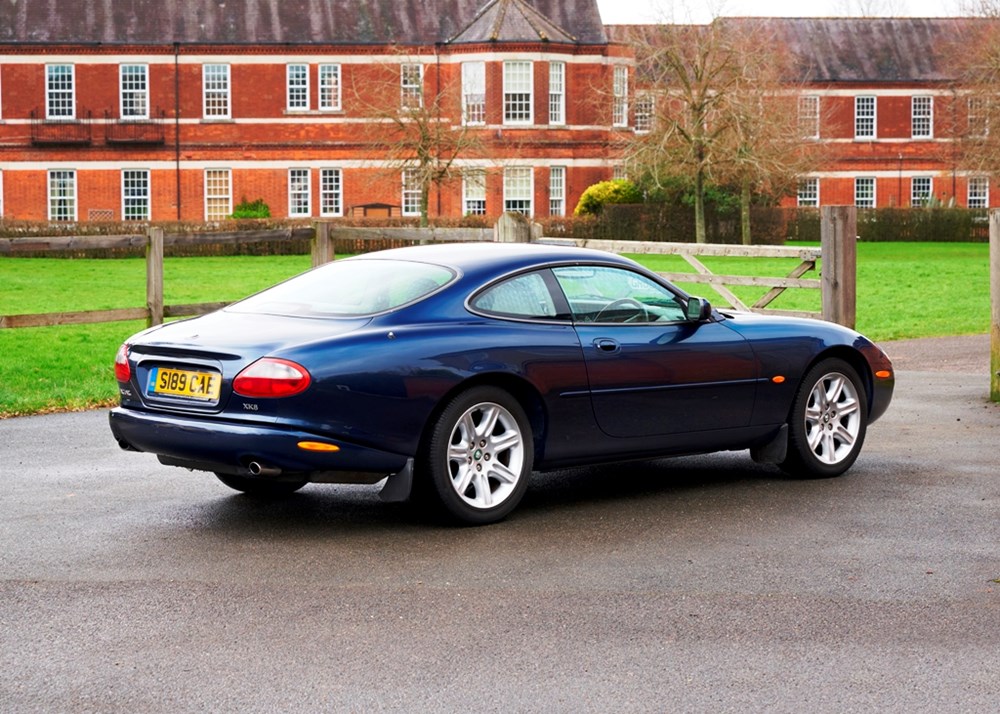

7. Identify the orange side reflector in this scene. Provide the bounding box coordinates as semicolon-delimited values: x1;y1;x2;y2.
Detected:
875;370;892;379
772;376;786;384
297;441;340;453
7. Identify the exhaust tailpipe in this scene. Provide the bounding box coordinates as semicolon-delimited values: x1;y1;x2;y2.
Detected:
248;461;282;477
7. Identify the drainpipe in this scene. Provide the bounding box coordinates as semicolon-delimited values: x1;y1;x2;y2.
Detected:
435;43;443;220
174;42;182;221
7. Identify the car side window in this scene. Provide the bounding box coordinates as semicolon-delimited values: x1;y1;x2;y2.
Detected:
552;266;686;323
471;271;559;320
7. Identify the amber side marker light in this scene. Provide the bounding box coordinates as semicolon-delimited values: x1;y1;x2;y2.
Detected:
771;376;786;384
875;370;892;379
297;441;340;453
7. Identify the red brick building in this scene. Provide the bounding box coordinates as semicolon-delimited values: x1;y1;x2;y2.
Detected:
764;18;984;211
0;4;989;222
610;17;987;211
0;0;629;223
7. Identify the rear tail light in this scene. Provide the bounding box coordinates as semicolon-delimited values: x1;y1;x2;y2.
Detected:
114;344;131;382
233;358;311;398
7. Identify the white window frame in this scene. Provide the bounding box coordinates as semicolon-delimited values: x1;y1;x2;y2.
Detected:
613;65;629;128
797;178;819;207
462;61;486;126
120;64;149;120
968;176;989;208
504;167;533;216
549;61;565;126
854;177;876;208
287;64;309;112
46;64;75;120
288;168;312;217
402;168;422;216
463;170;487;216
48;169;77;222
912;96;933;139
635;93;654;134
0;170;4;217
401;63;423;111
549;166;566;216
319;168;342;217
122;169;150;221
503;61;533;125
204;168;232;221
203;64;231;120
855;95;876;140
911;176;932;206
799;95;820;139
319;64;342;111
968;97;988;138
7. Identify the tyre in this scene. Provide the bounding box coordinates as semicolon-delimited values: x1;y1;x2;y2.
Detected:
421;386;533;525
214;472;308;497
780;358;868;479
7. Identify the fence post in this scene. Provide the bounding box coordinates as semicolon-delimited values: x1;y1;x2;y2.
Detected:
312;221;334;267
146;226;164;327
990;210;1000;402
494;212;531;243
820;206;857;328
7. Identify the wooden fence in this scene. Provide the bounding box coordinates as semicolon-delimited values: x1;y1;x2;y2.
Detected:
1;208;856;330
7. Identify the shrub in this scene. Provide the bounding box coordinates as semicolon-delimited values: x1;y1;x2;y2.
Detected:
230;198;271;219
574;179;644;216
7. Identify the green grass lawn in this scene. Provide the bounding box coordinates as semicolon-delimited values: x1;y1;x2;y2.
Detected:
0;255;311;416
632;242;990;341
0;243;991;416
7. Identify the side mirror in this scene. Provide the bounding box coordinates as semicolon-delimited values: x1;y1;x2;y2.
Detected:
685;296;712;322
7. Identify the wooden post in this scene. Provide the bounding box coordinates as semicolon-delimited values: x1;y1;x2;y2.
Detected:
820;206;857;328
990;210;1000;402
312;221;334;267
311;221;333;266
494;212;531;243
146;226;164;327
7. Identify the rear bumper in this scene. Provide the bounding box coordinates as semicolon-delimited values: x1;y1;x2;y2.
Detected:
109;406;410;476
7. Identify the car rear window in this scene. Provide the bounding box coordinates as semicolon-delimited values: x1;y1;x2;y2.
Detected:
228;258;455;318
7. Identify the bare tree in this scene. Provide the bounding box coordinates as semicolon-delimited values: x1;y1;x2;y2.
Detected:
619;22;745;243
942;10;1000;180
350;53;490;226
619;20;817;243
712;21;825;244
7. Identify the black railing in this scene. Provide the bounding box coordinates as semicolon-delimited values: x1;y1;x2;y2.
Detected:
30;109;93;145
104;108;167;145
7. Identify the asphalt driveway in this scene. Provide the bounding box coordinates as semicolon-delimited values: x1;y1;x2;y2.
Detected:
1;336;997;713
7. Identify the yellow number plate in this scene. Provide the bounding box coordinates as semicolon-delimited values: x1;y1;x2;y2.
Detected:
148;367;221;401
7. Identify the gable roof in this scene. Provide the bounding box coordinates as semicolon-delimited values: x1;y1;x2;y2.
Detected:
0;0;606;46
607;17;970;84
448;0;577;44
760;17;967;83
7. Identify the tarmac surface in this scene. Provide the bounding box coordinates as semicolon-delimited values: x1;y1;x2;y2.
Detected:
1;335;997;713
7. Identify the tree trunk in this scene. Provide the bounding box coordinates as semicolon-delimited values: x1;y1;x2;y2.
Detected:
419;183;430;228
740;179;752;245
694;167;707;244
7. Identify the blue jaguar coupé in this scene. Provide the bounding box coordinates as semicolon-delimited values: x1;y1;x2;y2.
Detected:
110;242;894;524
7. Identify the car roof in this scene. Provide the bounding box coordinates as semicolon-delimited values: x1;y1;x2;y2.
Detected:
350;241;640;276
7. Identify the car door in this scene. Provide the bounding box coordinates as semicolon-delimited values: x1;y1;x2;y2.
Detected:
551;265;759;439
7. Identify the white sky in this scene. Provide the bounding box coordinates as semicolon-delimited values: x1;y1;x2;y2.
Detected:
595;0;967;24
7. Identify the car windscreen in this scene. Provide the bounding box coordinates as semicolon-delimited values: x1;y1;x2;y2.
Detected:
228;258;456;318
